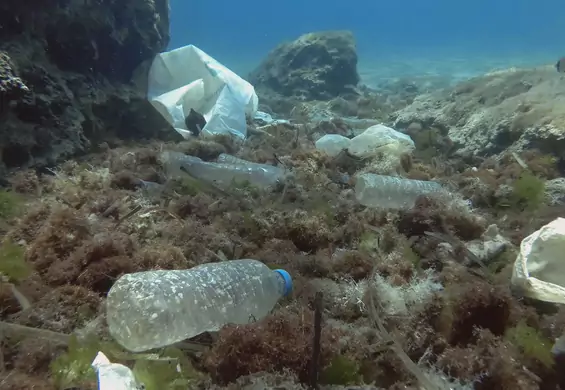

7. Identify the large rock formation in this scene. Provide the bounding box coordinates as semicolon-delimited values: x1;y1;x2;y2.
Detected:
0;0;172;171
392;66;565;157
249;31;360;101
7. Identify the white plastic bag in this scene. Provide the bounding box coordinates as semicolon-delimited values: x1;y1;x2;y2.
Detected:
348;124;415;159
147;45;258;139
511;217;565;304
315;134;351;157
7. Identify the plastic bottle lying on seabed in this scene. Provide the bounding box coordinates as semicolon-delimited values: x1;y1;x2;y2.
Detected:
354;173;444;210
105;259;293;352
216;153;253;164
160;151;286;188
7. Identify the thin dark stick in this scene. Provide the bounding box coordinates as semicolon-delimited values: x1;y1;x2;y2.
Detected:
309;292;323;389
115;204;142;228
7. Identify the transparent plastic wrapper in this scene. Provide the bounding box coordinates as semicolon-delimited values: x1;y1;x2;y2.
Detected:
511;217;565;304
253;111;290;126
147;45;258;139
355;173;443;210
106;259;293;352
160;151;285;188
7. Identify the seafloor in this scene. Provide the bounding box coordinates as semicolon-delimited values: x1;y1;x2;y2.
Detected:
1;52;565;390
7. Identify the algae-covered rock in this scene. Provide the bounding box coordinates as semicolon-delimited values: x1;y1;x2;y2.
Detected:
249;30;360;101
0;52;29;104
393;66;565;157
0;0;172;172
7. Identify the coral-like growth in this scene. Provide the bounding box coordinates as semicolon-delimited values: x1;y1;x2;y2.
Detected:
438;281;515;345
397;194;485;240
11;285;100;333
203;310;339;384
436;329;540;389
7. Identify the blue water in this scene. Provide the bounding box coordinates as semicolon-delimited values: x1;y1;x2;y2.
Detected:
169;0;563;83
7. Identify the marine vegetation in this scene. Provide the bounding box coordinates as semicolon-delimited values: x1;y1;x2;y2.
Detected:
1;104;565;390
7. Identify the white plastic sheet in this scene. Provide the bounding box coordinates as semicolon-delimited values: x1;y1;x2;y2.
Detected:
147;45;258;139
512;217;565;304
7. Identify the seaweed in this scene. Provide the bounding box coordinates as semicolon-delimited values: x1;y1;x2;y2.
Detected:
132;347;203;389
49;335;99;389
509;171;545;211
203;310;339;385
0;189;24;219
319;354;361;385
504;321;554;368
2;86;564;390
0;240;30;282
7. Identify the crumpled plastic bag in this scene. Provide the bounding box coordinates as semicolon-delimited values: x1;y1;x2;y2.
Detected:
315;134;351;157
348;124;415;159
511;217;565;304
147;44;258;139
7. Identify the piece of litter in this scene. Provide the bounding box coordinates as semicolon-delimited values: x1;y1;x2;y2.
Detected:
92;351;142;390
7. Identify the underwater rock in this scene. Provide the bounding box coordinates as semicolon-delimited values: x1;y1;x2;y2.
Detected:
393;66;565;157
0;52;29;108
0;0;171;172
249;30;360;101
465;224;510;265
544;177;565;206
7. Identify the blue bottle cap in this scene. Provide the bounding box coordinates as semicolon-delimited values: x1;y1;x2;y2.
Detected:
274;269;293;296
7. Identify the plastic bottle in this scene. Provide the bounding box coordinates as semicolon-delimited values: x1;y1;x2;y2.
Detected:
216;153;252;165
105;259;293;352
355;173;443;210
160;151;285;188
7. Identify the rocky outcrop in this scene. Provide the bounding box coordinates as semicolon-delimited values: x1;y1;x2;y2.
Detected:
392;66;565;157
249;31;360;101
0;0;171;171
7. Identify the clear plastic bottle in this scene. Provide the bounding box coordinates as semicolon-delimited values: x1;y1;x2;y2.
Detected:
355;173;443;210
216;153;250;164
105;259;292;352
160;151;285;188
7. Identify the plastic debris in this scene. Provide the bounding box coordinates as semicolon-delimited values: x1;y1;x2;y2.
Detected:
315;134;351;157
147;44;258;139
91;351;141;390
355;173;443;210
160;151;286;189
511;217;565;303
348;124;415;159
253;110;290;126
106;259;292;352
